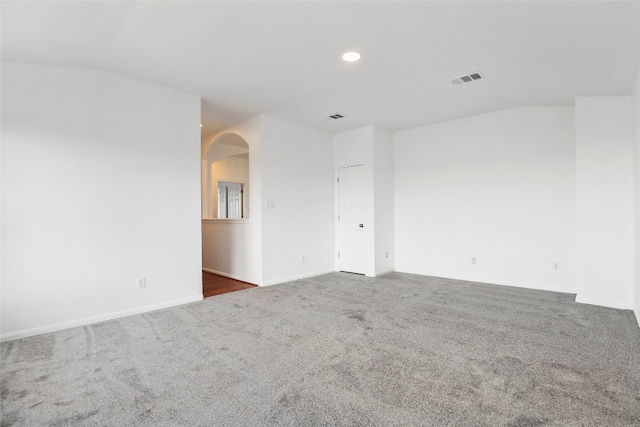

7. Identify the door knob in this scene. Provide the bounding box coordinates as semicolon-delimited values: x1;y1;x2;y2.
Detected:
359;224;364;228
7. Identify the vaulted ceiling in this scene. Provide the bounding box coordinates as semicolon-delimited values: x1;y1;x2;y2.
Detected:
2;1;639;146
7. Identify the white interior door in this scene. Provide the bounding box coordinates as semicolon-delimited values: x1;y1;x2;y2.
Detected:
338;165;366;274
218;186;227;218
227;183;242;218
217;181;243;218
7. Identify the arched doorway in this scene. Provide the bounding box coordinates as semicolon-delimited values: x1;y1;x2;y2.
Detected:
202;133;249;219
201;132;256;297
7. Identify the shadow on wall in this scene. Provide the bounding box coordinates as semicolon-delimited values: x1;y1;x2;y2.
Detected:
202;133;249;219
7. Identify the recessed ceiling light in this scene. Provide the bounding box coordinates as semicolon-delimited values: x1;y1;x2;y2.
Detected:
342;52;361;62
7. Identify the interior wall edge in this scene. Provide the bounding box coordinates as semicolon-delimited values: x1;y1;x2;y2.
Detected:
575;295;634;311
394;268;578;296
375;269;395;277
261;269;336;287
0;294;204;343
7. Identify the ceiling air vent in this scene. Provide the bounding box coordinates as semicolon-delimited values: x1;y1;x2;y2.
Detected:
452;71;484;85
327;113;346;120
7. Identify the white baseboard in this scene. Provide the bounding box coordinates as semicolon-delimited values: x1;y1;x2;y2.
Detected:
634;308;640;330
574;294;633;310
262;269;335;287
394;268;577;294
375;269;395;277
202;268;258;285
0;294;203;343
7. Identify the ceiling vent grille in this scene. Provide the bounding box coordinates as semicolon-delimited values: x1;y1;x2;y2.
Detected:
327;113;346;120
452;71;484;85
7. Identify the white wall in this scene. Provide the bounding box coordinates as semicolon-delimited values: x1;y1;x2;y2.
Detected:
1;63;202;340
201;116;263;285
260;115;334;285
394;107;576;293
202;220;257;282
575;97;635;309
630;72;640;324
372;127;395;275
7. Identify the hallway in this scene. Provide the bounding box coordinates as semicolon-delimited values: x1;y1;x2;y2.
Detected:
202;271;256;298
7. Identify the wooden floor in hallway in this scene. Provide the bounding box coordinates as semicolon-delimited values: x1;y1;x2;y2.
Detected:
203;271;257;298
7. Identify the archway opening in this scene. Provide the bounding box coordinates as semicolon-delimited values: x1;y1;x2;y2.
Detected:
202;133;249;219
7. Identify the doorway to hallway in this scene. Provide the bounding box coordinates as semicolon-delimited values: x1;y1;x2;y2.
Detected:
202;271;256;298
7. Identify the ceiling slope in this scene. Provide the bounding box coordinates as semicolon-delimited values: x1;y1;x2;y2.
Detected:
2;1;639;144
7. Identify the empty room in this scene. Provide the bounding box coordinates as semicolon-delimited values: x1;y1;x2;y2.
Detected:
2;1;640;426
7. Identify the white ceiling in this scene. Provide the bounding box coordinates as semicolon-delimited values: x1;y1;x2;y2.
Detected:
2;1;639;146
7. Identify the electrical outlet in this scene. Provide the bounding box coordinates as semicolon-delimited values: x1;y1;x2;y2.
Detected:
301;254;305;263
385;251;389;258
137;277;147;289
553;262;559;271
472;256;477;265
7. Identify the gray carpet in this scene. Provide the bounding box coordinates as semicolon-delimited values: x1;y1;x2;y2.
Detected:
2;272;640;426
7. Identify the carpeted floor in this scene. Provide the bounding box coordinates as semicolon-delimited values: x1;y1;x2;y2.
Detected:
2;272;640;426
